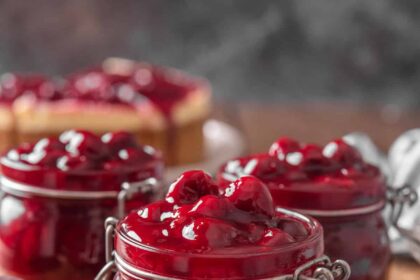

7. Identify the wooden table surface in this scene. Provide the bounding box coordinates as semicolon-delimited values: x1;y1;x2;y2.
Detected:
217;102;420;280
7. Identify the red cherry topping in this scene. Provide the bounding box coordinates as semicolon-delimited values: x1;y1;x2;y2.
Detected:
259;228;295;246
322;139;363;166
56;155;93;171
33;138;65;153
101;131;137;152
166;170;220;205
276;219;308;240
181;217;240;249
0;73;53;102
224;176;275;217
119;172;301;253
220;137;373;188
269;137;301;160
60;130;108;159
117;147;149;164
0;58;203;125
137;200;174;222
24;150;67;167
3;129;159;175
188;195;230;219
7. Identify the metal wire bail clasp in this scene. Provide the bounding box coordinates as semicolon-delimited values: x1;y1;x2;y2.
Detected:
388;184;420;246
95;177;160;280
283;255;350;280
118;177;159;218
95;217;118;280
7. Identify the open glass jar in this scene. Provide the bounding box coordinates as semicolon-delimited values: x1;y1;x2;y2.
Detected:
218;137;392;280
96;170;350;280
0;130;164;280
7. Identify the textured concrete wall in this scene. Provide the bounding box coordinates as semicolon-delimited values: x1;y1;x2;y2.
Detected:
0;0;420;105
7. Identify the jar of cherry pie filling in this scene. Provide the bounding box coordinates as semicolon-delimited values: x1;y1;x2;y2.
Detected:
96;170;350;280
0;130;164;280
217;138;397;280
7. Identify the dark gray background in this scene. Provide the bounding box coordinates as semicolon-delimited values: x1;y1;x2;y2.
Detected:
1;0;420;106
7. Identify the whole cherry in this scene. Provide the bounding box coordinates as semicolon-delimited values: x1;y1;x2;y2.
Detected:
166;170;220;205
189;195;230;219
181;217;239;250
224;176;275;217
56;155;93;172
259;228;295;246
322;139;362;167
59;130;109;160
268;137;301;161
137;200;174;222
101;131;138;153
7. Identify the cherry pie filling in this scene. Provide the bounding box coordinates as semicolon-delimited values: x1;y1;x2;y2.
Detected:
1;63;203;117
64;64;202;117
114;170;323;279
218;137;390;280
0;130;163;279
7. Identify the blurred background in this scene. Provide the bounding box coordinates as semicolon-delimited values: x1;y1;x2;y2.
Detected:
1;0;420;106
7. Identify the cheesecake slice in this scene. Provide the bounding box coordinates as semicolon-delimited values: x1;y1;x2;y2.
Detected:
2;59;211;165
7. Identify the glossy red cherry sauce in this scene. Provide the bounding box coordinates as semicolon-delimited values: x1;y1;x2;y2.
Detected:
0;130;164;280
64;64;202;117
218;137;390;280
0;73;56;104
114;170;323;279
0;62;204;118
1;130;162;191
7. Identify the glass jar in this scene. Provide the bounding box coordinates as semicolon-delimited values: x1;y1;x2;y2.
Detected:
217;138;393;280
0;131;165;280
97;208;349;280
266;175;391;280
314;209;389;280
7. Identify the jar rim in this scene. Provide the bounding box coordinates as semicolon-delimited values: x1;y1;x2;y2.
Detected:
115;207;323;258
289;199;386;217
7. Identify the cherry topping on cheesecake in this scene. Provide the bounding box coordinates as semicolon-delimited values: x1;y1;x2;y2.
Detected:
0;73;57;103
1;60;206;122
218;137;385;210
62;63;201;116
0;130;162;191
118;171;309;253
